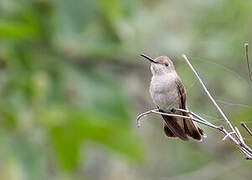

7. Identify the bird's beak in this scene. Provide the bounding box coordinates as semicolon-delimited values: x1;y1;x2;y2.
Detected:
140;54;157;63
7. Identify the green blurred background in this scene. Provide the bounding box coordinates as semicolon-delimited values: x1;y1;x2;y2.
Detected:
0;0;252;179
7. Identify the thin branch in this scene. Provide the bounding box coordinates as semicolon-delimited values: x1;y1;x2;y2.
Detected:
173;108;220;129
136;109;218;129
136;109;158;128
182;54;238;138
182;54;252;159
235;126;245;144
173;108;246;148
245;43;252;82
241;121;252;136
222;131;235;141
136;108;252;159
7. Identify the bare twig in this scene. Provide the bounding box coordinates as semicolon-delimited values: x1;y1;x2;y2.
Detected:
136;109;158;128
173;108;220;129
136;109;218;129
241;121;252;137
235;126;245;144
222;131;236;141
173;108;247;147
182;54;237;137
182;54;252;159
244;43;252;82
136;107;252;159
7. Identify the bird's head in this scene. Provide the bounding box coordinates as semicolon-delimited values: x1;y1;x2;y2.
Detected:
140;54;175;76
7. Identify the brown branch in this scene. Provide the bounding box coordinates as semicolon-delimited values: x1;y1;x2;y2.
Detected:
245;43;252;82
241;121;252;137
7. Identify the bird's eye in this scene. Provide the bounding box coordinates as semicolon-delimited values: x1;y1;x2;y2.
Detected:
165;62;169;67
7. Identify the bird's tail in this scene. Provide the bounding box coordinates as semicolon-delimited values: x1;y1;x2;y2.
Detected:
183;111;206;141
162;109;206;141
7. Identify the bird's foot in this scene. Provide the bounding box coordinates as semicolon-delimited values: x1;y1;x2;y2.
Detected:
170;108;176;113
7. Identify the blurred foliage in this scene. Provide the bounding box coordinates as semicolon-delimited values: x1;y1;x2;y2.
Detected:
0;0;252;180
0;0;142;179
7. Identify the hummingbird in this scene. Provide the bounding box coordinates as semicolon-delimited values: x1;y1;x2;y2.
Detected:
141;54;205;141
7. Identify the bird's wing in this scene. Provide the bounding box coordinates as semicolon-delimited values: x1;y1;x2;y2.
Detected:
175;79;205;141
161;108;188;141
161;78;188;141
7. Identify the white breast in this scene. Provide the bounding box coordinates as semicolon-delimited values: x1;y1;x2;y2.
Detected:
149;73;181;111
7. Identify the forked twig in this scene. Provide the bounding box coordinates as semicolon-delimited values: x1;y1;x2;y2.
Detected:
182;54;238;139
182;54;252;159
245;43;252;82
136;107;252;159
